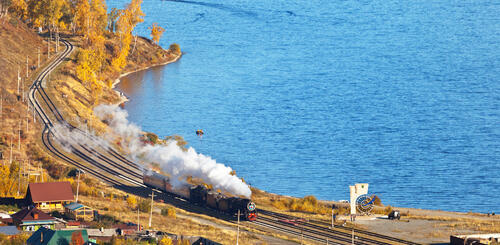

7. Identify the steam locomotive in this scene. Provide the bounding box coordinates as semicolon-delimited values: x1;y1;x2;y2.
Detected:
143;172;257;221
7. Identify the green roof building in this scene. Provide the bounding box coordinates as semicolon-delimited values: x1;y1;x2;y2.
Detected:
26;227;90;245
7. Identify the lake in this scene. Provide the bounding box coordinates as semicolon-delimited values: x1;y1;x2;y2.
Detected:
112;0;500;212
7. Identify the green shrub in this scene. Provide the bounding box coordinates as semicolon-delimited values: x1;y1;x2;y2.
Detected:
161;207;176;218
138;199;150;213
169;43;181;55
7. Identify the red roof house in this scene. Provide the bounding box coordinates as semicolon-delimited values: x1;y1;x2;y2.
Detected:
11;207;58;231
25;182;74;212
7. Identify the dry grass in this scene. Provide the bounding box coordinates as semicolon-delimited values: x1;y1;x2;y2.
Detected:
407;214;500;233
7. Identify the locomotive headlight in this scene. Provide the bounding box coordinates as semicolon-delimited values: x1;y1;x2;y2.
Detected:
247;202;256;211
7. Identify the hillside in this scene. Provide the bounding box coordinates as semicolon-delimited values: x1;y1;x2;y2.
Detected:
0;16;54;197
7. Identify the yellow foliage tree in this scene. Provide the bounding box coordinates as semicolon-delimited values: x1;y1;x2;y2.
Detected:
159;236;173;245
9;0;28;19
73;0;91;35
126;195;137;208
111;0;144;72
76;48;103;104
148;22;165;44
0;163;19;197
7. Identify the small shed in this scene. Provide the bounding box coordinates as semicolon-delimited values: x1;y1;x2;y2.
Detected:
65;202;94;221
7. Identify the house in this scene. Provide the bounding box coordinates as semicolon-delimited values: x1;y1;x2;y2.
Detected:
65;202;94;221
11;207;58;231
87;228;116;242
0;212;12;225
113;222;141;236
25;182;74;212
26;227;90;245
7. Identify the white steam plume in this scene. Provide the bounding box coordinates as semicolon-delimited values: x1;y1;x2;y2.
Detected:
51;122;110;154
94;104;252;198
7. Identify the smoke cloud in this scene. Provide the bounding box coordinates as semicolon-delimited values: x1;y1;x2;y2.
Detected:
94;104;252;198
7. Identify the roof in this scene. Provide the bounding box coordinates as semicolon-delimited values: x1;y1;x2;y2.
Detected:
66;221;81;226
0;212;11;219
0;226;20;235
87;228;116;237
113;223;139;230
27;182;74;203
11;207;56;223
27;227;89;245
65;202;84;210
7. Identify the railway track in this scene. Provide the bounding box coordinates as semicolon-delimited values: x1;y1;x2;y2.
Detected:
28;38;421;244
256;209;421;245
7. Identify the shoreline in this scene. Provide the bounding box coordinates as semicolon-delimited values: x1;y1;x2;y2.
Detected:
112;52;182;88
111;51;182;106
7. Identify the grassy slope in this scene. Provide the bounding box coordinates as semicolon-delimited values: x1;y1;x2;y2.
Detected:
0;16;57;196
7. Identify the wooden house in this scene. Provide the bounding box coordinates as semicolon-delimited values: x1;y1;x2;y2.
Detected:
25;182;74;212
10;207;58;231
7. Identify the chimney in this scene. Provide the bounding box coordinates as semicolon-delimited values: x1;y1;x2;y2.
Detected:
34;213;39;220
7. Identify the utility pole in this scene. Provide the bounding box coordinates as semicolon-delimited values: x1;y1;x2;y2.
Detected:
331;206;334;228
18;121;21;150
236;209;240;245
9;137;13;164
137;208;140;232
300;214;304;245
26;104;29;132
38;47;40;68
17;161;21;196
352;228;354;245
17;68;20;94
47;37;50;59
23;160;26;188
148;191;155;228
40;162;43;182
76;169;82;202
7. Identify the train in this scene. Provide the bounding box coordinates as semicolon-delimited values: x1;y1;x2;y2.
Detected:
143;172;257;221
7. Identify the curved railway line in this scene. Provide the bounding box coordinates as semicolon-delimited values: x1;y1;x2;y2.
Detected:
28;39;420;244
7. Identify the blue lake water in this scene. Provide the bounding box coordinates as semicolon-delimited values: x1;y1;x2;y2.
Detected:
111;0;500;212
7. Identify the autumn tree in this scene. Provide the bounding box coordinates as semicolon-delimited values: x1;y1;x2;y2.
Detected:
71;231;84;245
107;7;120;33
8;0;27;19
159;237;173;245
111;0;144;71
76;48;103;104
0;162;19;197
126;195;137;208
73;0;90;35
148;22;165;44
